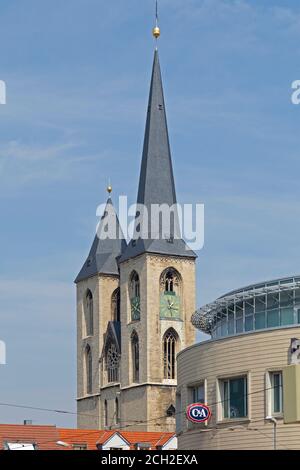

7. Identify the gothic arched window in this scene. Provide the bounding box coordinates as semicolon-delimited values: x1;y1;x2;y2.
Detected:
85;290;94;336
106;342;120;383
160;268;181;295
131;331;139;383
111;288;120;322
130;271;140;321
163;329;178;380
85;345;92;394
130;271;140;298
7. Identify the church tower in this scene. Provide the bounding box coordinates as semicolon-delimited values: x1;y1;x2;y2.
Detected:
76;15;197;432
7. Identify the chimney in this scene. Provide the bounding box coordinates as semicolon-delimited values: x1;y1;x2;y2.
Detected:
23;420;33;426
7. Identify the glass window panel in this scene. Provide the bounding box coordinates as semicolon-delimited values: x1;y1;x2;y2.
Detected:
236;317;243;334
228;313;234;335
7;443;36;451
295;288;300;303
255;311;265;330
236;303;243;317
216;323;221;337
271;372;283;414
223;380;229;419
192;384;205;404
280;307;294;326
244;299;254;315
221;319;227;337
245;315;253;332
267;293;279;309
267;309;279;328
280;290;293;307
255;296;266;313
229;377;247;418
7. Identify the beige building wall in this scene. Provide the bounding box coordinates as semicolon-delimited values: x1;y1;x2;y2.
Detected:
76;274;119;429
76;252;196;431
177;326;300;450
119;253;196;432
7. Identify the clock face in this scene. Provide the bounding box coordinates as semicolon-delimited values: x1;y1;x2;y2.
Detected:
160;294;181;319
131;296;141;321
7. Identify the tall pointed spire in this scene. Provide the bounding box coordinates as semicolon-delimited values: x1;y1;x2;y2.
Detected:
137;50;176;209
120;50;197;262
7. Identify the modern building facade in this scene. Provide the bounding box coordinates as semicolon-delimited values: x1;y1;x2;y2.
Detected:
75;45;196;431
177;276;300;450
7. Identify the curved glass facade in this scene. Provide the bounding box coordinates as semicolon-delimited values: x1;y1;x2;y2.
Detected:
193;277;300;338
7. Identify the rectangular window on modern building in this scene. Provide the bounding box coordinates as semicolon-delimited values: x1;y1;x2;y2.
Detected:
228;311;234;335
188;382;207;429
220;376;248;420
255;311;265;330
268;371;283;415
280;307;294;326
267;309;279;328
191;383;205;404
235;308;243;334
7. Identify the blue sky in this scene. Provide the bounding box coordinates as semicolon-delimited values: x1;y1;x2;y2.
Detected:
1;0;300;427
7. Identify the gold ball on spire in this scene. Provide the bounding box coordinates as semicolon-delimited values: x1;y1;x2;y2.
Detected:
153;26;160;39
107;184;112;194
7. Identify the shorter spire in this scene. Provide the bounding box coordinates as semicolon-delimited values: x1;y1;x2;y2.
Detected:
75;197;127;283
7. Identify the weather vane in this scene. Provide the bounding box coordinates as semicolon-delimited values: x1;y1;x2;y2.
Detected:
152;0;160;41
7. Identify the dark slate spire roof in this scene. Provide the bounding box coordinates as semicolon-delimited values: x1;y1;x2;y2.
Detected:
137;50;176;209
75;197;127;283
120;50;197;262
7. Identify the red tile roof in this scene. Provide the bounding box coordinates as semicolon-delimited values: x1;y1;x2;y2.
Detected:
58;428;109;450
0;424;61;450
0;424;175;450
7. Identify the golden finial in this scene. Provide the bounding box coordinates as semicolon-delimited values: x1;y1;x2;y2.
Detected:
152;1;160;39
107;179;112;194
153;26;160;39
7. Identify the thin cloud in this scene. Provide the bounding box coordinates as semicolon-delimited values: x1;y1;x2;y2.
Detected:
0;140;101;186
